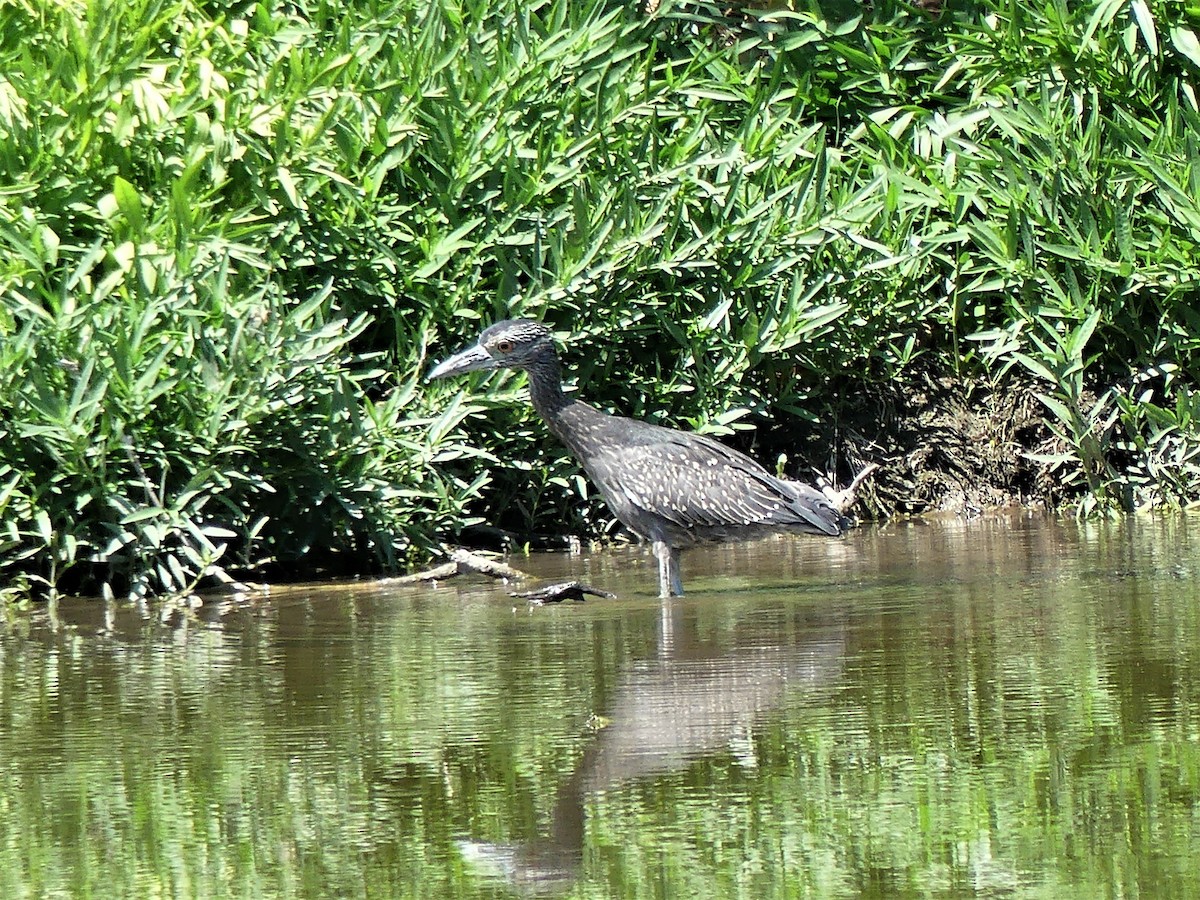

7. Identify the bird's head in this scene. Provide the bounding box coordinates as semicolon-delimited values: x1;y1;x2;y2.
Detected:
427;319;555;381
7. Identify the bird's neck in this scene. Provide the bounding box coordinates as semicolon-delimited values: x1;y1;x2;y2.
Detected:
525;352;596;452
524;351;613;462
525;353;571;420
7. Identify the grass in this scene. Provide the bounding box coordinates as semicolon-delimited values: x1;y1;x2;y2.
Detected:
2;0;1199;597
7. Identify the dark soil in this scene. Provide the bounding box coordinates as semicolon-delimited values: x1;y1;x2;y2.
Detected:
808;369;1063;518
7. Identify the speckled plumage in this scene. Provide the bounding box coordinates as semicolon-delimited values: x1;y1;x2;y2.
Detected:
428;319;848;596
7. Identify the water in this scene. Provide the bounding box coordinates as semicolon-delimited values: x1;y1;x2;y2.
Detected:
1;514;1198;898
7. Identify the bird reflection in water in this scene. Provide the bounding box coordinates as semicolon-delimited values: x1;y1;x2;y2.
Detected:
457;611;847;895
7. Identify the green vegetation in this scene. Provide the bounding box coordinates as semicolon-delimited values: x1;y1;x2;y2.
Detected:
2;0;1199;597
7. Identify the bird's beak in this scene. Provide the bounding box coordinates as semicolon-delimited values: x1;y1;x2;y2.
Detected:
427;342;497;381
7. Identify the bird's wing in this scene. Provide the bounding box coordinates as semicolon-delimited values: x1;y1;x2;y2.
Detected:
587;430;843;536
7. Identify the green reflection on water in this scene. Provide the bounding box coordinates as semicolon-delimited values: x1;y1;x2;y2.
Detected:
1;515;1198;898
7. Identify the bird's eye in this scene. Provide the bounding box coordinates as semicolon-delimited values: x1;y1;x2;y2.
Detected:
495;340;515;354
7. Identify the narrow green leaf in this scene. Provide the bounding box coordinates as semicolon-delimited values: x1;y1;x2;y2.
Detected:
1171;26;1200;67
1069;309;1102;360
1130;0;1159;56
1038;393;1078;430
112;175;144;232
1013;352;1058;384
277;166;305;210
121;507;165;525
34;509;53;545
1081;0;1126;52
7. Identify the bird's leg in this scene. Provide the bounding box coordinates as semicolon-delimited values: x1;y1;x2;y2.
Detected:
653;541;684;597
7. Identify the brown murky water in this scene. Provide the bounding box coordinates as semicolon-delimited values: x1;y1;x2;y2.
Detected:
1;513;1198;897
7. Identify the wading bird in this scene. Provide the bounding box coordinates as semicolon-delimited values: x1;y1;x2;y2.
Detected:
428;319;852;597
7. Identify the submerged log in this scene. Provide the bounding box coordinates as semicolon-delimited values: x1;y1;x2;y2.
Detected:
388;549;616;604
384;548;529;585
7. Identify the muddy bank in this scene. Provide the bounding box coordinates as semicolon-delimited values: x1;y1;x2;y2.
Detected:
807;370;1061;519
